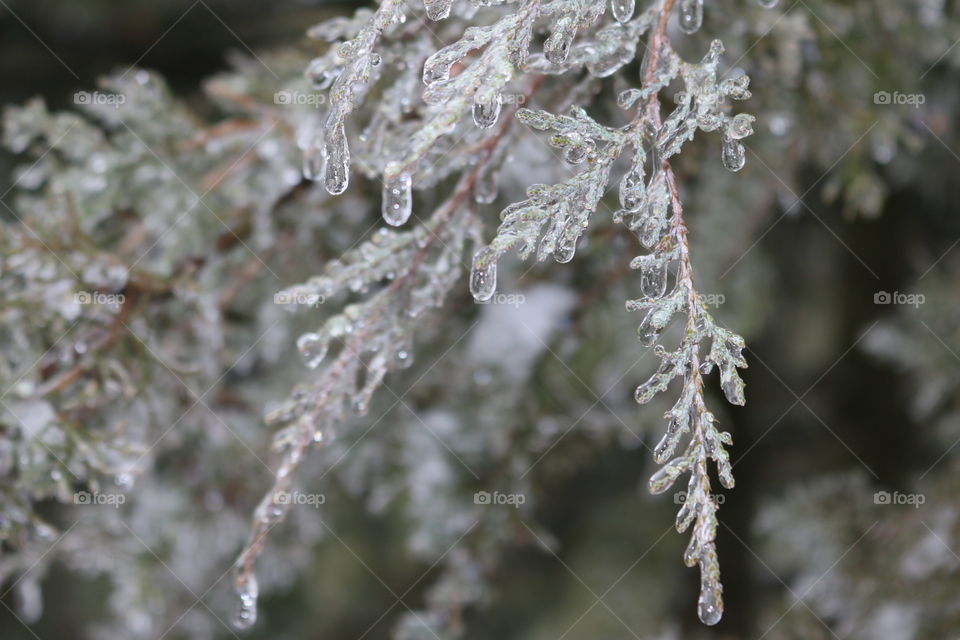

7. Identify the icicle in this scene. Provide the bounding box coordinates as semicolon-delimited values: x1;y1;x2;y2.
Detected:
678;0;704;34
296;333;327;369
323;123;350;195
423;0;453;21
611;0;635;23
697;575;723;625
720;133;745;172
382;173;413;226
472;93;502;129
233;574;259;630
470;249;497;301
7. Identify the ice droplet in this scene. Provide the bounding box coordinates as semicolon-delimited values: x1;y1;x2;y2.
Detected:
233;574;259;629
697;578;723;625
728;114;755;140
303;143;323;181
637;310;661;346
424;0;453;20
423;56;451;85
679;0;703;34
474;166;499;204
470;249;497;301
297;332;327;369
382;173;413;226
472;94;502;129
544;25;575;64
721;134;746;172
323;124;350;194
611;0;635;23
757;0;779;7
640;260;668;298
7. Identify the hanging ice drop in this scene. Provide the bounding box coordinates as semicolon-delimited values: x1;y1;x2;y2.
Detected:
720;134;746;172
423;0;453;20
610;0;635;23
470;249;497;302
544;25;575;64
697;577;723;625
678;0;703;34
233;574;259;630
296;332;327;369
472;94;502;129
382;173;413;226
323;124;350;195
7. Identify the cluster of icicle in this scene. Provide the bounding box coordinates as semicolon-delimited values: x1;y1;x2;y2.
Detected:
233;0;776;630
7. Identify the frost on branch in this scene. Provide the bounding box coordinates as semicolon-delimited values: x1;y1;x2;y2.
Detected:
235;0;759;630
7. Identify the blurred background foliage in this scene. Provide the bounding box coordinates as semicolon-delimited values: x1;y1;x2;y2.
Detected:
1;0;959;639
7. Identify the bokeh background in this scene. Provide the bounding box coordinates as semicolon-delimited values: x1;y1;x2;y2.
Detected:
1;1;958;639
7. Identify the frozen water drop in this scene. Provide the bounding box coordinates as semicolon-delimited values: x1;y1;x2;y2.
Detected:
424;0;453;20
544;25;575;64
323;124;350;195
297;333;327;369
382;173;413;226
640;260;668;298
757;0;779;7
470;249;497;302
697;579;723;625
233;575;259;630
679;0;703;34
611;0;635;23
472;94;502;129
721;134;746;172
